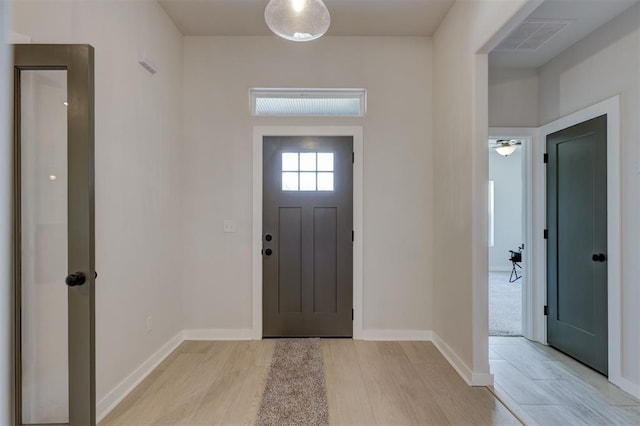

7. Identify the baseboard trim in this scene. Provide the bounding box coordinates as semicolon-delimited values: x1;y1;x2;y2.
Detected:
431;332;493;386
96;332;183;422
470;372;494;386
612;376;640;400
358;329;433;341
182;328;254;341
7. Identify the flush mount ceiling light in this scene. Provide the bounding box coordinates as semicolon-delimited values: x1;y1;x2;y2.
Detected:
265;0;331;42
495;139;522;157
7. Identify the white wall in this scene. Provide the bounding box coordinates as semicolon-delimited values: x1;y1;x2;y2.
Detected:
432;0;533;384
12;0;185;407
489;67;539;127
182;36;433;334
0;1;14;424
489;147;523;271
539;2;640;392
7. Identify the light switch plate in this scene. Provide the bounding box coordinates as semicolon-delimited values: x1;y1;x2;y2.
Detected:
224;220;236;233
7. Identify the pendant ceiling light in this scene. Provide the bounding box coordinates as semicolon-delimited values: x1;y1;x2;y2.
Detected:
495;139;521;157
265;0;331;42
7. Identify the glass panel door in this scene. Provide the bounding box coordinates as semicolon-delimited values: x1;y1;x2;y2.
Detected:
14;44;95;426
20;70;69;424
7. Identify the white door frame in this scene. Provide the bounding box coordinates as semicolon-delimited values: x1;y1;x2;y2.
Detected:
538;96;622;389
490;97;625;394
488;128;536;341
252;126;364;339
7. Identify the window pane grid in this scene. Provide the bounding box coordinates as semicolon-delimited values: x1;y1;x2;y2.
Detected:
281;152;334;192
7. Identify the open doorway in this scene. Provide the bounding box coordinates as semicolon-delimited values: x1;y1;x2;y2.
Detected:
488;138;524;337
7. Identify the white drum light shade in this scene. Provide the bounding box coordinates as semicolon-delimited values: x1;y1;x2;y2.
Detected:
495;139;520;157
496;144;517;156
265;0;331;42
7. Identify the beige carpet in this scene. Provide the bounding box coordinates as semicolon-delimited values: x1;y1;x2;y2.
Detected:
489;271;522;336
256;338;329;426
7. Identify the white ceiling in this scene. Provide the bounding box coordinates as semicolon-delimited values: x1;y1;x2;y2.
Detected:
489;0;638;68
157;0;454;37
158;0;638;69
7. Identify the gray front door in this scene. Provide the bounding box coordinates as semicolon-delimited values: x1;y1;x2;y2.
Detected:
546;114;608;375
14;45;96;425
263;136;353;337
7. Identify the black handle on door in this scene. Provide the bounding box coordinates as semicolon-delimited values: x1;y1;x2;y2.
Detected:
264;248;273;256
265;234;273;242
592;253;606;262
65;272;86;287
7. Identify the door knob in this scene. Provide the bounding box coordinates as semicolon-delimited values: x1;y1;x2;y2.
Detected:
592;253;606;262
265;234;273;242
65;272;86;287
264;248;273;256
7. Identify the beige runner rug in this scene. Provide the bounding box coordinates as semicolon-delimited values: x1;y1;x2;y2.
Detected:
256;338;329;426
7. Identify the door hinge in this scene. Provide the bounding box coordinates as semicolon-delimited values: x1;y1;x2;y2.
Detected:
543;153;549;163
544;305;549;316
352;308;354;320
544;229;548;239
352;152;355;164
352;230;354;242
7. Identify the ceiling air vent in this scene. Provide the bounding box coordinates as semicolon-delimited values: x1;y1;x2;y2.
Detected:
495;19;573;51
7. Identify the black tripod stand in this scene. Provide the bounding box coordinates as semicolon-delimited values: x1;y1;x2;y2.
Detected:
508;245;523;283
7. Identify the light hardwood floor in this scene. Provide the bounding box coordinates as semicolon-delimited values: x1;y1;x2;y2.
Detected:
490;336;640;426
101;339;519;426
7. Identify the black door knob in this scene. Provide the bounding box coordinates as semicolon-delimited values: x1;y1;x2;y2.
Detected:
65;272;86;287
264;248;273;256
592;253;606;262
265;234;272;242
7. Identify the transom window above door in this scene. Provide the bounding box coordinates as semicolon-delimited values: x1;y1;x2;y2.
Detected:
251;88;366;117
282;152;334;191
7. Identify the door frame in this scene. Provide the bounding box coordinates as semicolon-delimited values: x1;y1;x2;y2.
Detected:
538;96;622;386
488;128;535;340
13;44;96;426
252;126;363;339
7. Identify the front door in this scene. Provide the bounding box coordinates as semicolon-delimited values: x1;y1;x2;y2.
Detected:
14;45;96;425
546;114;608;374
263;136;353;337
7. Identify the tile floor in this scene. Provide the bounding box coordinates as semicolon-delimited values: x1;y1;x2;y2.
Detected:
490;336;640;425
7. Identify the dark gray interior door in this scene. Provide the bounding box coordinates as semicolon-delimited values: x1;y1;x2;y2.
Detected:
547;114;607;375
14;44;95;425
263;136;353;337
